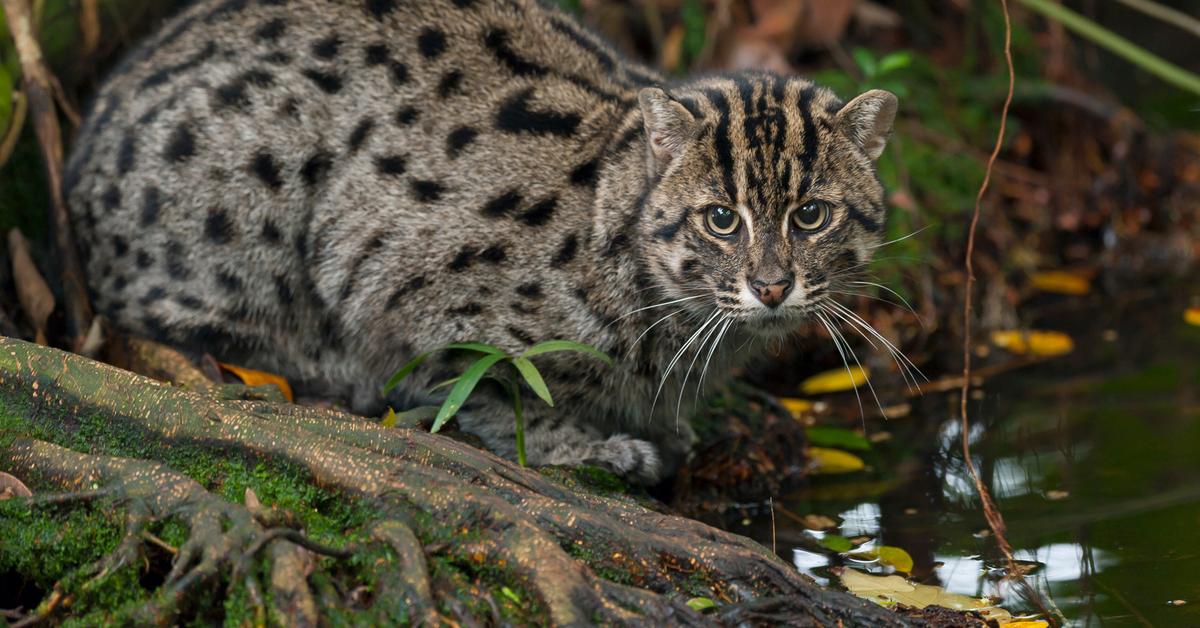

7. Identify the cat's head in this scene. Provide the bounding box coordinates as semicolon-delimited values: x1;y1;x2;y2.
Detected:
637;75;896;335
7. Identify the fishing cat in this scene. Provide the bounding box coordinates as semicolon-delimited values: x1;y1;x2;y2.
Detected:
65;0;897;483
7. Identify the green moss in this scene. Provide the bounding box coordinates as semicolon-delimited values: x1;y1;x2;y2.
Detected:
0;498;148;621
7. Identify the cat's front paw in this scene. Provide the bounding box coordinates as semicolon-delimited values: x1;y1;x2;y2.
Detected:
584;435;662;485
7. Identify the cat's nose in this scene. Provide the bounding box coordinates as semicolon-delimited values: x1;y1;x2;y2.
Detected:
749;277;793;308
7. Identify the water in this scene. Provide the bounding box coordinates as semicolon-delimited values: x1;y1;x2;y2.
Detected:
739;289;1200;625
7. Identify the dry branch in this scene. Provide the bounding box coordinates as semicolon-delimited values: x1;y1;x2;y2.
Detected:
1;0;94;348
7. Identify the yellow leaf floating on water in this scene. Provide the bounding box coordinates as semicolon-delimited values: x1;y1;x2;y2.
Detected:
1186;307;1200;326
848;546;915;574
780;397;814;418
218;362;294;402
1029;270;1090;295
801;366;869;395
839;569;1013;624
809;447;865;474
990;330;1073;357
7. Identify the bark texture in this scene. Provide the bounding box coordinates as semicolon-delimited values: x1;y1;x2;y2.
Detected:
0;337;923;626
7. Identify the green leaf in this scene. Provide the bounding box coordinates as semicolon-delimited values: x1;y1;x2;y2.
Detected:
428;376;461;393
806;426;871;451
819;534;853;553
852;47;877;78
877;51;913;75
382;352;432;393
512;357;553;407
430;353;507;433
444;342;507;355
520;340;613;365
500;586;521;604
686;597;717;612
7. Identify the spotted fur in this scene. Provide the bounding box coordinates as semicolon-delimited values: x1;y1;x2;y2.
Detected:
65;0;897;483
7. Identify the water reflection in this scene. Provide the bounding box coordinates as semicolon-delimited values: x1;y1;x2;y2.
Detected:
838;502;881;537
767;299;1200;625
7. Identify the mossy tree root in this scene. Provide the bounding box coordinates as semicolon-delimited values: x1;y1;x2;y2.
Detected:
0;337;915;626
4;438;319;626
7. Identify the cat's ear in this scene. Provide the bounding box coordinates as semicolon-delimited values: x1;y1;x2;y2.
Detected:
638;87;696;172
835;89;898;160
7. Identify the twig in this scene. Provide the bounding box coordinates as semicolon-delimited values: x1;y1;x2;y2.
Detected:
961;0;1016;570
1;0;94;349
768;497;776;555
140;531;179;556
243;528;354;560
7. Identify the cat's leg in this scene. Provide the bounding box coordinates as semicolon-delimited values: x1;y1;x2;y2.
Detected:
456;404;664;484
530;425;663;485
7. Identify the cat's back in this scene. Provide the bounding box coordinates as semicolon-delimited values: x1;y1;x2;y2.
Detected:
65;0;657;378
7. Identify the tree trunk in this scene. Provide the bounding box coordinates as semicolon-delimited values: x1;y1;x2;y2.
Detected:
0;337;925;626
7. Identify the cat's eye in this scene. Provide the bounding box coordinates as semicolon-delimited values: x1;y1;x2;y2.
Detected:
705;205;741;237
792;201;831;231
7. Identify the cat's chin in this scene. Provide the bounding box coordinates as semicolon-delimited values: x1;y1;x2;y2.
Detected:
741;308;808;335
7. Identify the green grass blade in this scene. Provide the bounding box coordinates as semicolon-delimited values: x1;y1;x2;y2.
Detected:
430;353;507;433
519;340;613;365
1018;0;1200;96
512;357;553;407
382;351;432;393
444;342;507;355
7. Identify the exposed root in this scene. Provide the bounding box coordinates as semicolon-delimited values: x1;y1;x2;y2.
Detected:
0;337;923;625
369;518;440;625
1;438;341;626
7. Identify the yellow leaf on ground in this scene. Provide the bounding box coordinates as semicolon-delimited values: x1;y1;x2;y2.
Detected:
781;397;814;419
990;330;1073;357
1006;622;1050;628
809;447;865;474
1186;307;1200;326
801;366;869;395
849;546;915;574
218;362;294;402
1029;270;1090;295
840;569;1013;623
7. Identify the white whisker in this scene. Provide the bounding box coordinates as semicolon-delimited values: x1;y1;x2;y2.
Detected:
607;294;707;328
814;310;866;426
817;307;889;424
676;314;725;421
868;224;933;249
624;308;684;359
827;288;917;318
697;317;733;401
651;309;720;420
848;280;920;318
825;299;926;390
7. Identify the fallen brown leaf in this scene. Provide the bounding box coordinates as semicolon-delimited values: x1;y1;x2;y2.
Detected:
219;362;295;402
